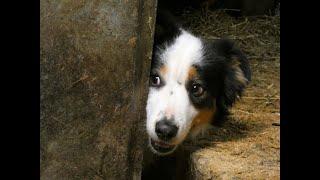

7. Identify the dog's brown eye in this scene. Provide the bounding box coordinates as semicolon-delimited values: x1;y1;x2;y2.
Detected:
150;75;161;87
191;83;204;97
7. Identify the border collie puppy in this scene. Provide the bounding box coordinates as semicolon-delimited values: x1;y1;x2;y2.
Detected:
146;10;251;156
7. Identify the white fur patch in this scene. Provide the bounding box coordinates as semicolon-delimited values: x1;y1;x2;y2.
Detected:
146;30;205;146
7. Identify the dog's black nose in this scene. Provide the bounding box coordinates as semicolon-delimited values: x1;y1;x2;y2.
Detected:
155;119;178;141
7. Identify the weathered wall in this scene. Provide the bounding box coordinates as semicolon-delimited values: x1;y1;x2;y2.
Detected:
40;0;157;179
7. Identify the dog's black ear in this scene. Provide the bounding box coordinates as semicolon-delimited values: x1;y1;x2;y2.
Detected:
153;9;181;46
204;39;251;125
213;39;251;107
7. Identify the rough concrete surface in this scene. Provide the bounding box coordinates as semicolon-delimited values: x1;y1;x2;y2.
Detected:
40;0;157;179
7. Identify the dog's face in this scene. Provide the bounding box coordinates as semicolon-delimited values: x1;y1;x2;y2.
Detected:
146;31;212;155
146;29;250;155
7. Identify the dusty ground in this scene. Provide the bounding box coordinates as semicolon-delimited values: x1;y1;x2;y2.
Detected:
178;9;280;179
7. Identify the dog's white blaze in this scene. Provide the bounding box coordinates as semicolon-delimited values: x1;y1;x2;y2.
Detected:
146;30;204;145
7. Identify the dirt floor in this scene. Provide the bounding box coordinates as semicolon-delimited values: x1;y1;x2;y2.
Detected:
177;9;280;179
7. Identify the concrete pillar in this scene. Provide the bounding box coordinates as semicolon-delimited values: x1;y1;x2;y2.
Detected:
40;0;157;179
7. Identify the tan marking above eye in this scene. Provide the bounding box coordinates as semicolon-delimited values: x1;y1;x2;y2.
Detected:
187;66;198;81
159;65;168;76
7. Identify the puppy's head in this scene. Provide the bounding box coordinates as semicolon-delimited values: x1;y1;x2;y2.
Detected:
147;22;250;156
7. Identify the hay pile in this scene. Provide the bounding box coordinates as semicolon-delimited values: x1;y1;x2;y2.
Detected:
179;9;280;62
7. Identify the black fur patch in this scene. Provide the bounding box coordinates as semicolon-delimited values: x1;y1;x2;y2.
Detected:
153;9;182;48
199;39;251;126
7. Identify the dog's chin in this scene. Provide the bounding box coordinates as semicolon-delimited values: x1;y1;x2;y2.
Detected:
149;138;178;156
